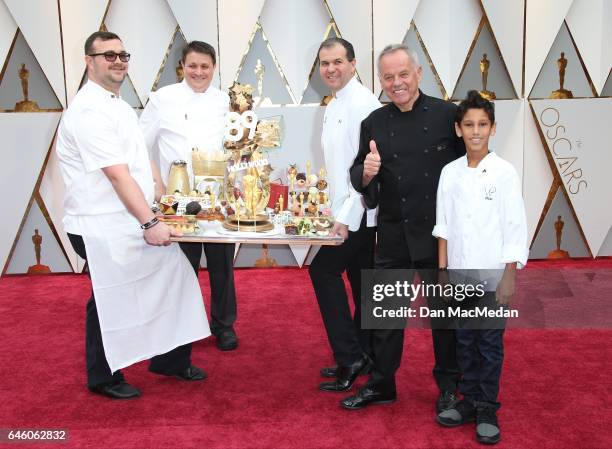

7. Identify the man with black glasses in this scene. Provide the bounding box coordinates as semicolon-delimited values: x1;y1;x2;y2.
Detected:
57;31;210;400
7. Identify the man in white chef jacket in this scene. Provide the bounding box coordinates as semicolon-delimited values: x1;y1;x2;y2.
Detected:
57;31;210;400
139;41;239;351
308;38;381;393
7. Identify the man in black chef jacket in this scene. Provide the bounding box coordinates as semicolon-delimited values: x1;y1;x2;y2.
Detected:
342;44;465;411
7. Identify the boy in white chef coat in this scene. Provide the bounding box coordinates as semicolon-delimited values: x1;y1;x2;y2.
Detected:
432;90;528;445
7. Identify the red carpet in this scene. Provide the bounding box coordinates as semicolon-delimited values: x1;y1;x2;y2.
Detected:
0;261;611;449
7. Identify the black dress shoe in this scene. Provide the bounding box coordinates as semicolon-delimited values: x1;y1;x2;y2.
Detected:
340;385;396;410
216;330;238;351
320;357;372;378
320;355;371;392
174;365;207;381
320;365;338;378
436;390;459;413
88;381;141;400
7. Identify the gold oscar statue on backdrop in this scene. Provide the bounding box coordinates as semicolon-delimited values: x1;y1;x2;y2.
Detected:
479;54;496;100
27;229;51;274
176;63;184;82
547;215;570;259
550;52;573;99
255;244;278;267
15;63;41;112
253;59;272;106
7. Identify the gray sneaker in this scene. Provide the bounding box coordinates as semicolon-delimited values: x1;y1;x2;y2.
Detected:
436;399;476;427
476;407;501;445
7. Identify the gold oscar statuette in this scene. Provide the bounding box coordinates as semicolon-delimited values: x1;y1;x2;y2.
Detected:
547;215;570;259
253;59;272;107
176;62;184;82
14;63;41;112
550;52;573;99
254;244;278;267
478;54;496;101
27;229;51;274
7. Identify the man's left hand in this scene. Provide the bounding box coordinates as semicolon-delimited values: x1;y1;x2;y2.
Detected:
330;222;349;240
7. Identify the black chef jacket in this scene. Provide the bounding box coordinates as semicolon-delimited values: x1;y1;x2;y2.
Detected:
350;91;465;262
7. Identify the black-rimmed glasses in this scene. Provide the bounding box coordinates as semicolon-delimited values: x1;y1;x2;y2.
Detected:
88;51;131;62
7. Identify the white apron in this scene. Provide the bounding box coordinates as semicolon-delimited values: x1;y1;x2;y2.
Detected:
79;211;210;373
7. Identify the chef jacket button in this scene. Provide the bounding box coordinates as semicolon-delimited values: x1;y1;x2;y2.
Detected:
402;197;406;202
404;218;409;223
423;126;428;132
424;172;429;177
424;216;429;221
390;132;395;137
390;114;394;118
424;149;429;153
393;153;398;158
423;106;429;111
397;175;402;180
467;214;471;219
425;195;430;200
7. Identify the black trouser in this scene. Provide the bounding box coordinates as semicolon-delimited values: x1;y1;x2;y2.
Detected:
457;292;506;410
308;216;375;366
366;254;460;394
457;328;504;410
178;242;237;336
68;233;192;388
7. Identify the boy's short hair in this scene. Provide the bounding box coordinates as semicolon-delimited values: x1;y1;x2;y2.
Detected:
455;90;495;124
181;41;216;65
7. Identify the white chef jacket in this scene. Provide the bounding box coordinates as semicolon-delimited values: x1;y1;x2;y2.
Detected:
139;80;229;185
322;77;381;231
56;80;210;372
57;81;155;234
432;152;528;269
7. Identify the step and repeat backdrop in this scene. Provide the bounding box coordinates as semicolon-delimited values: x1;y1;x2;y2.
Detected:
0;0;611;274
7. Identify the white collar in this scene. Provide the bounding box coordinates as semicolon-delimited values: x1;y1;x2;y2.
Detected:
333;76;359;100
85;79;121;99
464;151;497;170
179;79;214;98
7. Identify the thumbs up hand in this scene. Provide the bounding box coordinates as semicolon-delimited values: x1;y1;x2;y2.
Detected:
362;140;381;186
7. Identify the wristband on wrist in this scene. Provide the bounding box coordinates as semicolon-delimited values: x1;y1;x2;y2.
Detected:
140;217;159;230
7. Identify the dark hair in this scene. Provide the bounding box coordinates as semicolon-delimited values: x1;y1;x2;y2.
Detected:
84;31;121;55
455;90;495;124
181;41;216;65
317;37;355;62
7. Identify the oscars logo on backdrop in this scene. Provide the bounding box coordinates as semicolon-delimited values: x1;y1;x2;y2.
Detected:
27;229;51;274
538;107;588;195
547;216;570;259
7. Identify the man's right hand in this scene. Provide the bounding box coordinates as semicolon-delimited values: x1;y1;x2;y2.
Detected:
362;140;381;187
143;221;181;246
